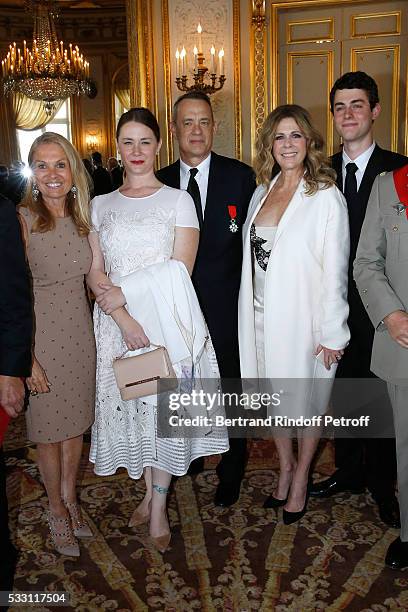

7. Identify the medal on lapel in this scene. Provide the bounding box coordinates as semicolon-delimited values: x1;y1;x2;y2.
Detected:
228;205;238;233
393;166;408;219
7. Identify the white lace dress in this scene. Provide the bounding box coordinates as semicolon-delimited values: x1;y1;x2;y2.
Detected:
89;186;228;478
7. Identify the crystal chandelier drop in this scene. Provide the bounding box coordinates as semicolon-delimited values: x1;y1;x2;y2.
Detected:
1;0;91;115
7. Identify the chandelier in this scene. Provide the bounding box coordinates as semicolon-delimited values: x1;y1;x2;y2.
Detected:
1;0;91;115
175;24;225;95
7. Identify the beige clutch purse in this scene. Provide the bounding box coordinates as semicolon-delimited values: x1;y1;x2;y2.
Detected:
113;344;177;401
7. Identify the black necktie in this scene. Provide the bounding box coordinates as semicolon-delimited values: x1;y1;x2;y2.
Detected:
344;162;358;204
187;168;203;230
344;162;360;260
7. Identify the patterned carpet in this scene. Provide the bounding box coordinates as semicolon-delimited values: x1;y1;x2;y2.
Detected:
4;416;407;612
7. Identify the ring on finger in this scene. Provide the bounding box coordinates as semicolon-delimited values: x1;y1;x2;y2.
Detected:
30;389;38;396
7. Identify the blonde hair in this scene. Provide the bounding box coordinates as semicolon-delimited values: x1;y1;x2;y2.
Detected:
20;132;92;235
254;104;336;195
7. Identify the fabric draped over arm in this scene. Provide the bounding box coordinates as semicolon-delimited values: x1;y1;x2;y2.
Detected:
117;259;214;376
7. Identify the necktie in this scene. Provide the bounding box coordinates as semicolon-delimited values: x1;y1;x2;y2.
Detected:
344;162;358;204
344;162;360;260
187;168;203;230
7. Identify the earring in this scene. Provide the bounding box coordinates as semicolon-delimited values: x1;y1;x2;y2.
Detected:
32;184;39;202
71;185;77;199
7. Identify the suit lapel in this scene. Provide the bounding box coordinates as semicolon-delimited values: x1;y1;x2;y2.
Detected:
331;152;343;191
331;145;384;205
273;178;304;249
203;152;220;231
247;174;304;251
358;144;384;204
160;160;180;188
246;183;271;230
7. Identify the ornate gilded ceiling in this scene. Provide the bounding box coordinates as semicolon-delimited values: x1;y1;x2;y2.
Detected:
0;0;124;10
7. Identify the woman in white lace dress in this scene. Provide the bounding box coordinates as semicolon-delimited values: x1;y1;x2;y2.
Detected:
87;108;228;552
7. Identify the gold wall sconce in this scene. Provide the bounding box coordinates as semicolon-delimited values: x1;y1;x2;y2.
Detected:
86;134;98;151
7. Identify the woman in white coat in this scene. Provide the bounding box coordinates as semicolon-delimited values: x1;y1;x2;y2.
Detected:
238;104;350;524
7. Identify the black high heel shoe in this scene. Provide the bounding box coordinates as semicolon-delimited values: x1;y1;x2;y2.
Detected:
282;490;310;525
264;470;295;509
263;494;288;508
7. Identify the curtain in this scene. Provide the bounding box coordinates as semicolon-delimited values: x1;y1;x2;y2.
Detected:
13;93;64;130
115;88;131;111
0;91;19;166
0;91;65;165
113;63;130;112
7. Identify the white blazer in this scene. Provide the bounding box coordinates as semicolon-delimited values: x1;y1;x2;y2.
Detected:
238;174;350;383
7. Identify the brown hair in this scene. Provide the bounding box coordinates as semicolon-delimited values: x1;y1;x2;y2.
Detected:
21;132;92;235
254;104;336;195
172;91;213;122
116;107;160;141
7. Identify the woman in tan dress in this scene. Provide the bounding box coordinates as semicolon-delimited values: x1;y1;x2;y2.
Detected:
19;132;95;557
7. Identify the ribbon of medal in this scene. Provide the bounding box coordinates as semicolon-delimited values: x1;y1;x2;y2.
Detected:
228;205;238;233
393;166;408;219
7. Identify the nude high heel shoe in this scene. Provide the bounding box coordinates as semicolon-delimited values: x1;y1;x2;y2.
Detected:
128;502;151;528
150;531;171;553
64;501;93;538
46;510;80;557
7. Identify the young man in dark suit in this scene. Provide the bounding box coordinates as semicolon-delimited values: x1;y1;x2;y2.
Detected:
310;72;408;528
0;195;32;594
157;92;256;506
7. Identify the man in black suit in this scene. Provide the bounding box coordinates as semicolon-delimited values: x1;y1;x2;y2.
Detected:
310;72;408;527
157;92;256;506
0;195;32;596
107;157;124;190
0;166;16;203
91;151;113;196
6;162;27;205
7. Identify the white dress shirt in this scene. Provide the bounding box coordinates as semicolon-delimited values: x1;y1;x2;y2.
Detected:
180;153;211;216
342;141;376;191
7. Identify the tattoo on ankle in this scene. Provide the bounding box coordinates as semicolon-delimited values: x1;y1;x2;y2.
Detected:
152;484;169;494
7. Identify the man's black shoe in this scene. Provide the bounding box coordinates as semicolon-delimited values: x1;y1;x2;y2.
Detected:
214;482;241;507
309;474;365;498
377;497;401;529
385;537;408;570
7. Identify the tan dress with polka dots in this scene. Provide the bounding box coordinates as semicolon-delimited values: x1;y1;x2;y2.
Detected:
20;207;96;443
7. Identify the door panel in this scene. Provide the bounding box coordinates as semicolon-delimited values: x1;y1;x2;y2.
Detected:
345;41;401;151
287;51;335;153
275;0;408;156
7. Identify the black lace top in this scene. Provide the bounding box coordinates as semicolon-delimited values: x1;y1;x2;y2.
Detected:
250;223;271;272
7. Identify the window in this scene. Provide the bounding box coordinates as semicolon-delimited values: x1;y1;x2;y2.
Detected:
115;94;129;127
114;94;129;159
17;99;72;164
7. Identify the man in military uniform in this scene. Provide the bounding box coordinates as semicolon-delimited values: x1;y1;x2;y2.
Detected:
354;163;408;569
